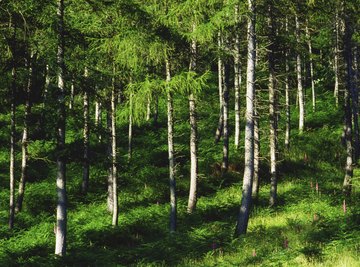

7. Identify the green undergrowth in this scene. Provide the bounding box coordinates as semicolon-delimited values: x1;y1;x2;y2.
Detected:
0;90;359;266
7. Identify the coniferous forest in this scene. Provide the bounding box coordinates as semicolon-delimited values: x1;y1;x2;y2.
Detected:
1;0;360;266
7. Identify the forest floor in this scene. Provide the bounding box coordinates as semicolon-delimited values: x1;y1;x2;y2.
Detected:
0;89;359;266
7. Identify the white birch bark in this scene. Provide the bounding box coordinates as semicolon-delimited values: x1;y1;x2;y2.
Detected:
296;14;305;134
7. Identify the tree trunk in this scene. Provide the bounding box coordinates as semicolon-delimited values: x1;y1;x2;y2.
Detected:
215;31;224;144
106;110;113;213
9;54;16;230
343;8;354;196
146;96;151;121
222;63;229;172
166;58;177;232
128;93;133;161
296;14;305;134
252;105;260;200
187;24;198;214
351;47;360;160
69;79;74;110
82;67;90;194
235;0;256;236
306;23;316;112
285;18;290;150
16;53;33;213
268;4;278;207
334;7;340;106
153;94;159;125
234;4;241;149
111;69;118;226
55;0;67;256
95;99;102;142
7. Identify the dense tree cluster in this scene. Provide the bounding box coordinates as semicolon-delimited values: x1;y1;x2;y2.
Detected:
0;0;359;257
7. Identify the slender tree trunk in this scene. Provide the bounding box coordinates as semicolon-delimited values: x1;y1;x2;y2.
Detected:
285;18;291;150
296;14;305;134
95;99;102;142
187;24;198;214
82;67;90;194
146;96;151;121
334;8;340;106
9;55;16;230
252;105;260;199
128;93;133;161
343;9;354;196
55;0;67;256
69;79;74;110
215;31;224;143
107;110;113;213
16;53;33;213
222;63;229;172
111;69;118;226
234;4;241;149
351;47;360;160
235;0;256;236
44;64;50;107
268;4;278;207
153;94;159;125
165;58;177;232
306;23;316;112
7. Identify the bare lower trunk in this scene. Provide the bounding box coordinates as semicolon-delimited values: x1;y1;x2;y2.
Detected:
334;8;340;106
268;5;278;207
234;5;241;149
69;79;74;110
215;31;224;143
166;59;177;232
187;24;198;214
285;18;291;150
146;96;151;121
343;10;353;196
222;63;229;172
252;106;259;199
236;0;256;236
95;100;102;142
9;63;16;230
306;23;316;112
55;0;67;256
111;68;118;226
296;14;304;134
107;110;113;213
352;47;360;160
128;93;133;161
82;68;90;194
16;53;33;213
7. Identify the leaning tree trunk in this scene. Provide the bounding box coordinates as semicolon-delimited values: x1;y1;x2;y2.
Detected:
187;24;199;214
82;67;90;194
16;53;33;213
268;4;278;207
296;14;305;134
234;4;242;149
215;31;224;144
111;68;118;226
55;0;67;256
166;58;177;232
306;23;316;112
235;0;256;236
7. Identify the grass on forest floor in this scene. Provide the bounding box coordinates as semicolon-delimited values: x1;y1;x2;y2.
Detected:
0;90;359;266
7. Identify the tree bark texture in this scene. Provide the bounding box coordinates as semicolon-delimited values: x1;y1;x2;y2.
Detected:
234;4;241;149
236;0;256;236
187;23;198;214
55;0;67;256
296;14;305;134
82;67;90;194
